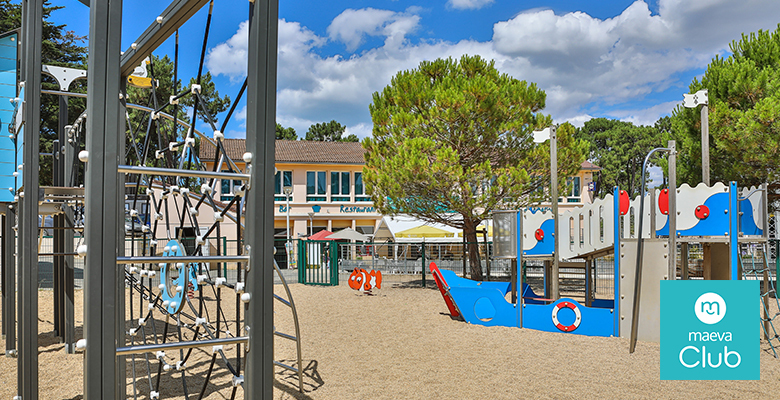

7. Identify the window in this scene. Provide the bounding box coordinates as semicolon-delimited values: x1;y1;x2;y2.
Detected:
354;172;370;202
307;171;326;202
275;170;292;202
565;176;581;202
331;171;351;202
220;173;242;202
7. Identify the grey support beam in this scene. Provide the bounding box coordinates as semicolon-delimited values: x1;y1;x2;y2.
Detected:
119;0;209;77
84;0;125;397
244;0;278;398
19;0;44;398
1;203;16;353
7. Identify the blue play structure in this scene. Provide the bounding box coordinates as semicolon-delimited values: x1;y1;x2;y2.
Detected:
0;30;19;202
433;182;768;340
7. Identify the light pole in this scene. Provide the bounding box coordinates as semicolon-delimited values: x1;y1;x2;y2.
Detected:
683;89;709;185
307;212;314;237
283;185;293;268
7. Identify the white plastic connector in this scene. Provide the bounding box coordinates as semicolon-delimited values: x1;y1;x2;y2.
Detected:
150;240;158;247
162;300;170;307
158;263;166;269
169;142;180;151
213;130;224;140
164;246;171;253
181;188;190;196
77;245;87;257
78;150;88;162
234;186;245;197
196;236;205;246
200;184;213;194
163;364;172;372
176;285;184;293
142;225;150;233
150;391;160;399
158;283;166;291
130;209;139;217
155;150;164;159
169;95;179;105
146;188;153;196
176;361;185;370
235;282;245;293
151;111;159;120
195;317;207;326
215;277;226;287
242;152;253;163
185;137;196;147
212;345;223;354
129;328;137;336
148;303;155;310
232;375;244;387
76;339;87;350
148;271;157;277
190;207;199;217
129;267;138;275
191;84;201;94
170;186;180;194
215;213;224;222
170;301;177;309
156;212;163;221
197;275;207;284
140;269;148;277
156;16;163;24
241;293;251;303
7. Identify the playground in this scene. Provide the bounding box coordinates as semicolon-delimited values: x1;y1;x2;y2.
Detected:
0;282;778;399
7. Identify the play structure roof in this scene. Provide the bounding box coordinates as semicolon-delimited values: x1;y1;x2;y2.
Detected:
308;230;335;240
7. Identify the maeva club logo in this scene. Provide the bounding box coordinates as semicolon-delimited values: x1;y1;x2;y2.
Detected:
694;292;726;325
660;280;758;380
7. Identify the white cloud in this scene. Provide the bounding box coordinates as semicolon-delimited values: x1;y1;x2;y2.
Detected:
447;0;495;11
326;8;420;51
206;1;780;140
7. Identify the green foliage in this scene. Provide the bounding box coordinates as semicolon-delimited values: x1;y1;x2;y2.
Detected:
576;118;665;198
125;55;231;167
276;123;297;140
1;0;88;185
365;55;586;278
670;24;780;196
304;120;358;142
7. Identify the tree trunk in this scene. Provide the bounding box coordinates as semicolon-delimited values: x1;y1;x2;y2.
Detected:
463;218;483;280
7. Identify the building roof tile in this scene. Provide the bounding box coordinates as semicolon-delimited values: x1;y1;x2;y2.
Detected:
199;139;366;165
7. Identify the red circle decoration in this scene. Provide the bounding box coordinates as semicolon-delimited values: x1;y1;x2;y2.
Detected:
658;188;669;215
695;204;710;220
619;190;630;216
551;301;582;332
535;228;544;241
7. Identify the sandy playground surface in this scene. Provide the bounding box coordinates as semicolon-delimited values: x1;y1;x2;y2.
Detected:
1;282;779;399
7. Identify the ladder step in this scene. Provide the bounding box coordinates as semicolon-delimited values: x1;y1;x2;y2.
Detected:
117;255;249;264
274;331;297;341
117;164;249;181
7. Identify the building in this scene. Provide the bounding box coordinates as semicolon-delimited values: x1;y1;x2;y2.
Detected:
200;139;381;240
199;139;601;241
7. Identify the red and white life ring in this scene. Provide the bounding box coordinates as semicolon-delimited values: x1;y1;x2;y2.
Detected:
551;301;582;332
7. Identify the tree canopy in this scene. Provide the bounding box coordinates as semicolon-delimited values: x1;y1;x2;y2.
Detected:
365;55;586;279
304;120;358;142
276;123;297;140
576;118;665;198
670;24;780;202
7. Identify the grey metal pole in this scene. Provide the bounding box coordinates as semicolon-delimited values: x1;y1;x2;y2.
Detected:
629;145;672;353
19;0;44;397
2;203;15;355
701;105;709;186
667;141;677;281
244;0;278;397
84;0;125;397
550;125;559;300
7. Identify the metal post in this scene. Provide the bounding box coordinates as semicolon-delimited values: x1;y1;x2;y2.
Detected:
1;203;15;353
550;125;559;300
84;0;125;397
701;105;709;186
19;0;44;398
668;141;677;281
244;0;278;397
421;242;426;287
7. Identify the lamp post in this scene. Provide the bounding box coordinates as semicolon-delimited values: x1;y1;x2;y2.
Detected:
283;185;293;268
307;212;314;237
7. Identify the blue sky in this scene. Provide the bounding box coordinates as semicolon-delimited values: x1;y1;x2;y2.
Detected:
45;0;780;140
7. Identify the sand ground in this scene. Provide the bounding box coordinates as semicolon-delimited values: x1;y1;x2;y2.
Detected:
1;282;779;399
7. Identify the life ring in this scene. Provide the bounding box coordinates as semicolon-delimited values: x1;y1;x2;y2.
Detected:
551;301;581;332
